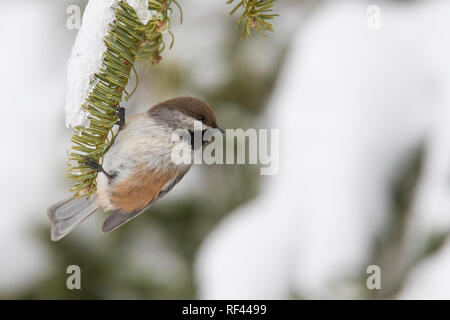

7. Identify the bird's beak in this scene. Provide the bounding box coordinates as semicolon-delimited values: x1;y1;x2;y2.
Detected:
215;126;225;134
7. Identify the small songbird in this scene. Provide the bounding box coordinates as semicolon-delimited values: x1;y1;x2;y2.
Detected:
48;97;223;241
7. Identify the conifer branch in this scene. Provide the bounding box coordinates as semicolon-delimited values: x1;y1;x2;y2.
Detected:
227;0;278;39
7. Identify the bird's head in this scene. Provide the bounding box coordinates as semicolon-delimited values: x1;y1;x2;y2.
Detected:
148;97;224;148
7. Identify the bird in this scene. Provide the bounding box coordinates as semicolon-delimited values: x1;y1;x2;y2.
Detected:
47;97;224;241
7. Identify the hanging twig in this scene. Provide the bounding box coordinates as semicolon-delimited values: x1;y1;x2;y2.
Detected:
227;0;278;39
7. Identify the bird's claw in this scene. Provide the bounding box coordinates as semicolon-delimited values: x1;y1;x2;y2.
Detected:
114;106;125;129
81;156;114;180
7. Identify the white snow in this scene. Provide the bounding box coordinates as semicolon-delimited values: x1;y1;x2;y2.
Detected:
125;0;161;25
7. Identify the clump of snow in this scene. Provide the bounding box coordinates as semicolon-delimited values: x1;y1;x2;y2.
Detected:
125;0;162;24
65;0;117;128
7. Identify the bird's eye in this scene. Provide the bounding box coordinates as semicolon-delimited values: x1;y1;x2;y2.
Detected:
197;115;205;122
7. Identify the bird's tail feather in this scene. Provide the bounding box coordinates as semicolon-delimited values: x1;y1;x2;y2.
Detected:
47;197;99;241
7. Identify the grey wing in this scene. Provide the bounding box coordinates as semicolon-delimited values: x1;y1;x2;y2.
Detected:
156;169;188;200
101;170;189;233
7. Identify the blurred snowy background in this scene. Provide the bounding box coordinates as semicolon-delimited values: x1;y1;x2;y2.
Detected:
1;0;450;299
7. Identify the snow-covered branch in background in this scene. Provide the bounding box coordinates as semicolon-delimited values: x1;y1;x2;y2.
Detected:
196;0;450;299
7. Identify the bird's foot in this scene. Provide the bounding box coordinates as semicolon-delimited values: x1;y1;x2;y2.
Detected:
82;156;114;180
114;105;125;129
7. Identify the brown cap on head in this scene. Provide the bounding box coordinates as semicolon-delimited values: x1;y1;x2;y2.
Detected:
149;97;219;128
